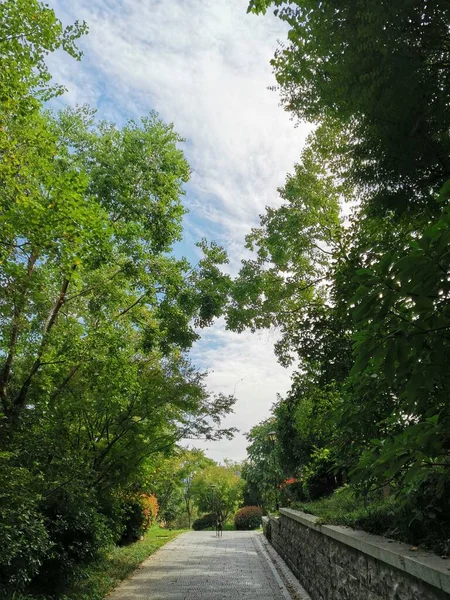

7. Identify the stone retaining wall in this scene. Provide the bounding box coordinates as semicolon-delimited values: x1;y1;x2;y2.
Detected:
263;509;450;600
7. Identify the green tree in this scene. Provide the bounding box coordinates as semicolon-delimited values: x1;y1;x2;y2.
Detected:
0;40;235;593
0;107;236;590
248;0;450;214
0;0;87;103
144;449;215;528
344;189;450;491
242;420;284;511
227;128;344;366
0;106;233;424
191;462;244;523
238;0;450;510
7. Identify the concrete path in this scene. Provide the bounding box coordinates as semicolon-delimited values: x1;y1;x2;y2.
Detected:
109;531;290;600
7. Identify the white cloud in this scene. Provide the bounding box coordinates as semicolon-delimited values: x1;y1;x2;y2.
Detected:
187;320;294;463
48;0;308;460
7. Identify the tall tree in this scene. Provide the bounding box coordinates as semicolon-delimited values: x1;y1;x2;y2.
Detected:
0;3;236;588
249;0;450;214
238;0;450;502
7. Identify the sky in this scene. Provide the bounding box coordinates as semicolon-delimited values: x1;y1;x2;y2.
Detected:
47;0;310;462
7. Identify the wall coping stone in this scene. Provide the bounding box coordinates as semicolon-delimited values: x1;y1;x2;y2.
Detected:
278;508;450;594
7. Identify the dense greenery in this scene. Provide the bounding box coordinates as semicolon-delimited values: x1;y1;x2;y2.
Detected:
145;449;215;529
192;513;217;531
0;1;236;594
8;526;185;600
191;461;244;523
2;0;450;594
237;0;450;553
294;484;450;556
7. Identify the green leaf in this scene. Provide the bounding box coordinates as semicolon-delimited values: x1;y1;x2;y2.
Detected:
438;178;450;201
384;343;396;386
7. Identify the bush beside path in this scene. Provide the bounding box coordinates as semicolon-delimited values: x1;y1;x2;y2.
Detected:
9;527;185;600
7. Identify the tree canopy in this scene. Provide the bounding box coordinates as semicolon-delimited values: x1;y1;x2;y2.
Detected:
235;0;450;549
0;2;237;592
2;0;450;590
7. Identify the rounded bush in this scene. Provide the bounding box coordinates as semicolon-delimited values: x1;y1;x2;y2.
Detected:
234;506;263;530
0;503;50;591
192;513;216;531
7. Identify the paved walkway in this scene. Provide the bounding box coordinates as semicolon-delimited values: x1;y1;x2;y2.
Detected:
109;531;290;600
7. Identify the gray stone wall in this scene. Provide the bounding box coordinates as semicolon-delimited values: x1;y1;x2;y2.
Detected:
264;509;450;600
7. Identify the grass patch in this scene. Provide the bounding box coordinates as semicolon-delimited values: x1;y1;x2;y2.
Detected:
294;486;396;527
8;526;185;600
292;486;450;556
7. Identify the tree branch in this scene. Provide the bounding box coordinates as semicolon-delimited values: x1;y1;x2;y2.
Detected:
116;292;147;319
0;251;38;412
12;266;76;412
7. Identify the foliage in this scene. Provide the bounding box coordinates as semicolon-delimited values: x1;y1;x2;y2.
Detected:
345;196;450;493
241;420;284;512
145;449;214;528
248;0;450;215
35;484;113;589
279;479;304;505
0;0;236;592
0;0;87;109
0;460;50;591
234;506;263;530
119;494;159;544
67;526;184;600
236;0;450;530
227;133;344;367
224;1;450;561
142;494;159;529
192;513;217;531
294;480;450;556
191;462;244;522
243;386;341;510
2;526;185;600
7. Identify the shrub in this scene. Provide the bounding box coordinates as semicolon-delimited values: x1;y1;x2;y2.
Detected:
120;493;159;544
234;506;263;530
294;479;450;556
36;484;112;588
141;494;159;530
192;513;216;530
0;463;51;592
120;496;146;544
280;480;306;504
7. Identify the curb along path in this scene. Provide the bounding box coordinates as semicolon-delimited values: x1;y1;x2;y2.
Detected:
108;531;298;600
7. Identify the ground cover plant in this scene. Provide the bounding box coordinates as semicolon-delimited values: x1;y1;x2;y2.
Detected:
293;484;450;557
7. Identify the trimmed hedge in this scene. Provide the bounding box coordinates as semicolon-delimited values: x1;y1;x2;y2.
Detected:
234;506;263;530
